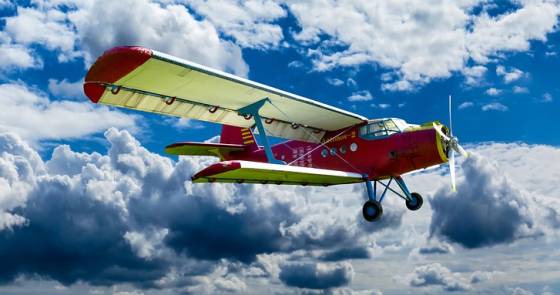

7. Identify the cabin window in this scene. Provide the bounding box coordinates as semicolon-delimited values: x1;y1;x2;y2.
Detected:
359;119;403;140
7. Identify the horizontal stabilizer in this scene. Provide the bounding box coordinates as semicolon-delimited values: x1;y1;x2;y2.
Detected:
192;160;365;186
165;142;247;158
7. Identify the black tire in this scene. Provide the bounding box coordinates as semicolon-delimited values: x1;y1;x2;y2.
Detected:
406;193;423;211
362;200;383;222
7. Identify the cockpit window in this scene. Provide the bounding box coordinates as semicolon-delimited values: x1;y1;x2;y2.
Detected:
359;119;405;140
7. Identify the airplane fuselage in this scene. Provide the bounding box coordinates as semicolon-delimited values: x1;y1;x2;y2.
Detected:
222;119;449;180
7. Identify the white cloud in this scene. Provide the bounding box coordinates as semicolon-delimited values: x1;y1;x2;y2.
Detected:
288;60;305;68
48;78;84;99
541;93;553;102
0;0;13;7
513;86;529;94
0;33;42;71
285;0;560;90
458;102;473;109
214;275;247;293
380;72;393;82
178;0;286;50
124;228;169;260
6;1;556;93
381;80;416;92
3;0;248;76
461;66;487;87
406;263;471;292
482;102;508;111
172;118;205;130
371;103;390;109
496;65;526;84
326;78;344;86
4;6;78;58
0;83;137;146
467;2;560;63
346;78;358;88
348;90;372;102
0;129;45;231
485;87;502;96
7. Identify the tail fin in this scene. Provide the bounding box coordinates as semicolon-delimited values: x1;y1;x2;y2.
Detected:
220;125;258;151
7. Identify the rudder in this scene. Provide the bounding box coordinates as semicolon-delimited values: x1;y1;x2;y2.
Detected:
220;125;258;151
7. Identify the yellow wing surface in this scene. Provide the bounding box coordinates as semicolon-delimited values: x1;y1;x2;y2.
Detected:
84;47;367;143
192;160;365;186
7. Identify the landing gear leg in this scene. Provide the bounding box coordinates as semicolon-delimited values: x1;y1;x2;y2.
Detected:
394;176;423;211
363;179;383;222
361;176;423;222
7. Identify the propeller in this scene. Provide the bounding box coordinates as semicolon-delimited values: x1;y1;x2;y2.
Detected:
433;95;469;191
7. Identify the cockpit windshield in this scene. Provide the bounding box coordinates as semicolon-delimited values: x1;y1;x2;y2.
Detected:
359;118;408;140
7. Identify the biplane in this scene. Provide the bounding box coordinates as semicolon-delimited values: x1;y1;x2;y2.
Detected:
84;46;468;222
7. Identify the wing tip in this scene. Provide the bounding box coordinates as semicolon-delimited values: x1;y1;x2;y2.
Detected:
83;82;105;103
85;46;153;83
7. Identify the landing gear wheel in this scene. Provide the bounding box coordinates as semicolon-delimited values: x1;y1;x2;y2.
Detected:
362;200;383;222
405;193;423;211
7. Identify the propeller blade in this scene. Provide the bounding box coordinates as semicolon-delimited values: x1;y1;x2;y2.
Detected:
450;150;456;192
454;144;469;158
432;122;450;141
449;95;453;135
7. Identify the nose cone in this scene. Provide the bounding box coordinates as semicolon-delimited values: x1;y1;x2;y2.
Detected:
432;121;468;191
433;122;451;163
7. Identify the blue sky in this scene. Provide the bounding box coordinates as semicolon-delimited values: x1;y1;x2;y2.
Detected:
1;1;560;294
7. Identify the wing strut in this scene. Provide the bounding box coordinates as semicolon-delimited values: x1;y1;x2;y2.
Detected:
238;98;286;165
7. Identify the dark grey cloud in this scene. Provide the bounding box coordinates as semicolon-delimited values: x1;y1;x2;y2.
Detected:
318;246;370;261
279;262;354;290
429;153;536;249
470;271;494;284
0;174;167;287
160;196;296;264
407;263;470;292
353;184;406;233
0;127;373;292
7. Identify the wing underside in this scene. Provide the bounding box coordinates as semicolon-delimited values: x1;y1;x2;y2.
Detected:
165;142;247;158
192;160;366;186
84;46;367;143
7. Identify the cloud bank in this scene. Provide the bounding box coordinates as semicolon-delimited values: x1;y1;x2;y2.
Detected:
0;127;382;293
2;128;560;294
3;0;560;91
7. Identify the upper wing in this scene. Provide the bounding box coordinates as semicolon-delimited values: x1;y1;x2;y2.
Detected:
84;46;367;143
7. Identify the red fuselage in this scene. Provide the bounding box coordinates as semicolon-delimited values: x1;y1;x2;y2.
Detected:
223;121;449;180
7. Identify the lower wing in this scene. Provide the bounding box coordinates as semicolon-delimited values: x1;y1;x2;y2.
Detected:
192;160;366;186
